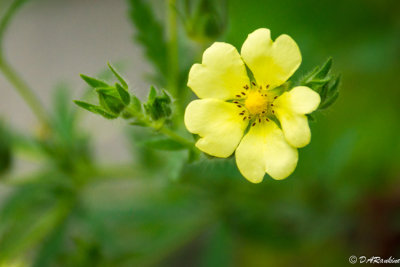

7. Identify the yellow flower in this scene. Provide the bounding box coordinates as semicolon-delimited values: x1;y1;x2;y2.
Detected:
184;28;320;183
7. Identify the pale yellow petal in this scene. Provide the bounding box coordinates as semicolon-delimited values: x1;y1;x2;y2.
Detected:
184;99;248;157
275;86;320;114
274;86;320;148
275;112;311;148
240;28;301;88
235;121;298;183
188;42;250;100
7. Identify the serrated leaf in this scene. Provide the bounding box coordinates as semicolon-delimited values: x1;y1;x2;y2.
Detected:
116;83;130;105
73;100;117;119
80;74;109;88
128;0;168;84
143;137;186;150
108;62;128;89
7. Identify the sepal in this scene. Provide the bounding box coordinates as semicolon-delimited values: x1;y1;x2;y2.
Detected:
143;86;173;121
299;57;340;111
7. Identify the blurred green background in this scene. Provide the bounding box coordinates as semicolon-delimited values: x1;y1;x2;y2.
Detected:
0;0;399;266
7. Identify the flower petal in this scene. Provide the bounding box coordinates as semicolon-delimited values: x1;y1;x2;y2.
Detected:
240;28;301;88
235;121;298;183
188;42;250;100
275;112;311;148
275;86;320;114
184;99;248;157
274;86;320;148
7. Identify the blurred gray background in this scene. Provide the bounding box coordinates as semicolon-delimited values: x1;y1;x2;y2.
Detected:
0;0;153;170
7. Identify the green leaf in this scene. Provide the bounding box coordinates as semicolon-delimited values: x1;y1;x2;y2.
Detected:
148;86;157;103
327;74;341;96
307;78;331;86
80;74;109;88
0;198;72;263
128;0;168;84
314;57;332;80
161;89;172;103
319;91;339;110
108;62;128;89
129;120;147;127
116;83;130;105
142;137;186;150
95;87;116;95
300;57;332;86
97;92;125;114
32;216;68;267
131;95;142;113
200;223;233;267
144;86;173;121
299;57;340;112
73;100;117;119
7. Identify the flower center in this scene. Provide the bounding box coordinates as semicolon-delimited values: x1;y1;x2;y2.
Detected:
245;90;268;115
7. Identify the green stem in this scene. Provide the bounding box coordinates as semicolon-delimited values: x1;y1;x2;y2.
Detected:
0;59;48;125
159;126;193;148
167;0;179;99
125;106;194;148
0;0;49;127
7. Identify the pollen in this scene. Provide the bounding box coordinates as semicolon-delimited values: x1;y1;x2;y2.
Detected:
244;90;268;115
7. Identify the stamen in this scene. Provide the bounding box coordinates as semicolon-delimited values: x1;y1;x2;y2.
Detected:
272;110;275;114
258;118;261;123
274;96;277;99
243;116;247;120
252;122;256;126
266;118;269;121
236;95;241;98
233;101;238;104
251;82;256;86
271;104;274;106
243;85;249;89
266;84;270;89
241;92;246;96
237;105;242;108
